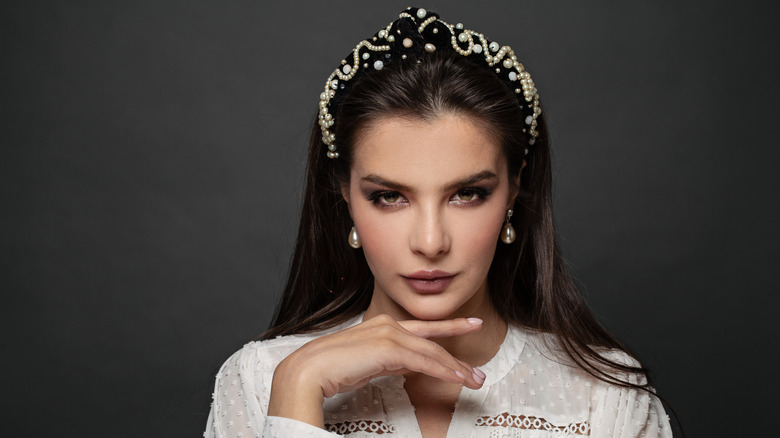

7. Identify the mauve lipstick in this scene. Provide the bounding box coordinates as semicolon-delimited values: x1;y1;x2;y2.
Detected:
402;270;456;293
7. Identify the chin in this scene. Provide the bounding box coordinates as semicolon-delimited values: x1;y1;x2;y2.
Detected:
399;296;468;321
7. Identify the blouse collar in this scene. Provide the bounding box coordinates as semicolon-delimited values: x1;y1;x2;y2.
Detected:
480;324;526;386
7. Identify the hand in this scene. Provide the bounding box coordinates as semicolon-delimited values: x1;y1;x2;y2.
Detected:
267;314;486;428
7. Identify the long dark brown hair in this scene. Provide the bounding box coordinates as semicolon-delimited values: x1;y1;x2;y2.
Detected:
261;53;649;389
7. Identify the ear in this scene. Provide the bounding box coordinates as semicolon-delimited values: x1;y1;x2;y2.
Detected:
340;181;353;214
507;159;526;209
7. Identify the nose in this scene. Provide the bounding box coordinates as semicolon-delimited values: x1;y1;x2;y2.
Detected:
409;205;451;258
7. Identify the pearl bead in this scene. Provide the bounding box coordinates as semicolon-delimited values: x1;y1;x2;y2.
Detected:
387;35;395;42
524;147;529;155
348;226;362;248
456;23;463;29
425;43;436;53
529;138;536;145
473;44;482;53
403;38;413;48
525;115;533;125
503;58;513;68
320;92;327;100
501;222;516;244
489;42;499;52
402;54;407;59
374;60;384;70
432;28;438;34
416;8;427;19
362;52;370;60
363;63;368;68
342;65;351;74
378;30;386;38
508;72;517;81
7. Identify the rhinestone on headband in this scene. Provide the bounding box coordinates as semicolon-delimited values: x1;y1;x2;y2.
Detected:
319;7;541;159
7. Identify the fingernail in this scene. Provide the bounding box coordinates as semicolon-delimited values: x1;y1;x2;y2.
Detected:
466;318;483;325
472;371;484;384
455;370;466;380
473;367;486;379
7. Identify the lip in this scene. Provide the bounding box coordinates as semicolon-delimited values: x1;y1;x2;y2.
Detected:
402;270;456;294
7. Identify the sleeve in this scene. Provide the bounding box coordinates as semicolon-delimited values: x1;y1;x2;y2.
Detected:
204;343;342;438
590;352;673;438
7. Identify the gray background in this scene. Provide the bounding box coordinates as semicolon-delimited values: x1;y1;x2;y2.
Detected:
4;0;778;436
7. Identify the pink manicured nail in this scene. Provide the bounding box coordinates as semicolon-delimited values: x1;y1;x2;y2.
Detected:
466;318;483;325
472;372;484;384
455;370;466;380
473;367;486;379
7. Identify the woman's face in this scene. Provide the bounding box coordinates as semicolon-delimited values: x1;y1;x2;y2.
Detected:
344;114;516;321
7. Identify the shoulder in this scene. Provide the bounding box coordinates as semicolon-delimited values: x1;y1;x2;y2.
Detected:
224;333;319;374
217;314;365;387
505;326;672;436
511;325;644;382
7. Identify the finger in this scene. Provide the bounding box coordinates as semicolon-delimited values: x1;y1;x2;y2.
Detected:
399;317;483;339
355;316;485;388
377;332;484;389
380;344;477;386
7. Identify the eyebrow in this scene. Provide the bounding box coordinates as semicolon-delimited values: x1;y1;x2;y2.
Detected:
360;170;498;192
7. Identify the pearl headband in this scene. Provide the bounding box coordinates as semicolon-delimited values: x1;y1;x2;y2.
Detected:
318;7;542;159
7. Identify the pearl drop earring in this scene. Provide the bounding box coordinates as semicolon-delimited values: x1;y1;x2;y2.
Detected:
348;226;362;249
501;209;516;244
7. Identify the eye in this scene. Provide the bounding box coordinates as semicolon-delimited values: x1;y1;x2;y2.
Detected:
454;189;477;201
366;190;407;207
451;187;491;205
380;192;401;203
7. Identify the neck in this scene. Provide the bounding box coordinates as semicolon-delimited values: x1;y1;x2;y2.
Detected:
436;308;506;367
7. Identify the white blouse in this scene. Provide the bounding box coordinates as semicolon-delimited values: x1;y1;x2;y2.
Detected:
205;315;672;437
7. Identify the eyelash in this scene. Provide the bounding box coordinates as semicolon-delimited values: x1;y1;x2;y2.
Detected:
366;187;493;208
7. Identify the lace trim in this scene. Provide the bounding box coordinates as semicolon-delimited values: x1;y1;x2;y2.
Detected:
475;412;590;435
325;420;396;435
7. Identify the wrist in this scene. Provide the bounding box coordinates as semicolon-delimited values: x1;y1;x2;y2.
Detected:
268;355;326;427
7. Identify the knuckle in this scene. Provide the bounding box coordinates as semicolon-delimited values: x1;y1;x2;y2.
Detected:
373;314;396;325
427;340;447;354
375;324;397;338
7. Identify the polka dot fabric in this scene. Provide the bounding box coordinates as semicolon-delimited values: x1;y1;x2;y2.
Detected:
205;315;671;437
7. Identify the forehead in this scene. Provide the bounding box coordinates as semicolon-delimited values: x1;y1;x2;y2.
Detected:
351;115;506;183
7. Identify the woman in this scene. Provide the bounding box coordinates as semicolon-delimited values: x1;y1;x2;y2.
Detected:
206;7;672;438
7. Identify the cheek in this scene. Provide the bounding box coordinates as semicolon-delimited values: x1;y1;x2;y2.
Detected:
352;208;407;271
458;209;505;263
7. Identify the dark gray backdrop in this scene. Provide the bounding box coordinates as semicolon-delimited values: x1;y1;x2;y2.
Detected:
4;0;778;436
